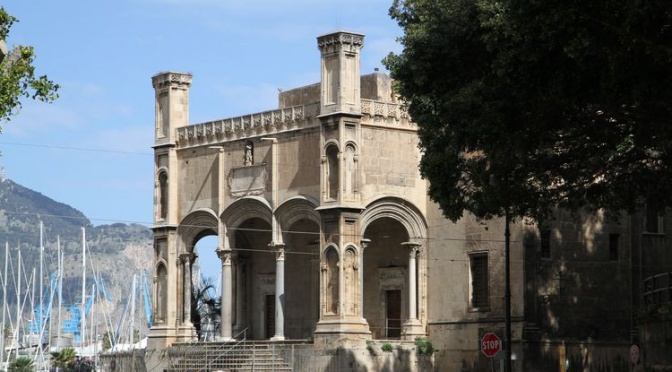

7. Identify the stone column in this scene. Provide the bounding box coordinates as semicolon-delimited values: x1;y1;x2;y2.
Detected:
360;239;370;320
409;247;418;320
271;245;286;341
233;257;246;335
401;242;424;340
217;248;233;341
180;253;194;326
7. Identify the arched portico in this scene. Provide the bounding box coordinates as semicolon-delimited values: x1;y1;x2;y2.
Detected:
360;197;428;340
168;209;220;340
276;196;321;339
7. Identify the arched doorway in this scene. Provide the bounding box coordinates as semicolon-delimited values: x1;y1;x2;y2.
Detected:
283;218;320;339
232;217;274;339
363;218;409;339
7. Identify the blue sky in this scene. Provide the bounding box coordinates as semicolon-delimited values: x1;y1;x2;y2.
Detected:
2;0;402;280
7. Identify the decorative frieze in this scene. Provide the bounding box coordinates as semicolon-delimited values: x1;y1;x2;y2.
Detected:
360;100;414;129
317;32;364;55
175;103;320;148
151;72;193;89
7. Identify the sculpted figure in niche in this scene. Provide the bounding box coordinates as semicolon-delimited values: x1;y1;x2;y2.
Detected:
244;142;254;166
326;248;340;315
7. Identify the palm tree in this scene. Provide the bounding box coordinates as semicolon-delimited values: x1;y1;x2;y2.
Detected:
50;347;77;371
191;276;221;340
8;357;34;372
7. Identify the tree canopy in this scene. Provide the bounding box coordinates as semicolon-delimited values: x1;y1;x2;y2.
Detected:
384;0;672;221
1;7;59;124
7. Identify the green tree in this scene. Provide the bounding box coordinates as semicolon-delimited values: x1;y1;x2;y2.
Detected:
384;0;672;221
1;7;59;123
191;276;221;340
8;357;34;372
50;347;77;371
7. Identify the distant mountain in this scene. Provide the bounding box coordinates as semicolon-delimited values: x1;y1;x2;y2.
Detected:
0;178;154;339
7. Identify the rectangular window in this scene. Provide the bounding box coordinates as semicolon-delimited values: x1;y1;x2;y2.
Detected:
609;233;619;261
645;200;664;233
469;253;489;310
540;229;551;259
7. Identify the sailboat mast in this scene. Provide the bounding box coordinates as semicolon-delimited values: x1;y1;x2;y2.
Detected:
15;246;21;358
129;274;136;345
39;221;43;337
81;227;86;349
1;242;9;370
57;236;62;342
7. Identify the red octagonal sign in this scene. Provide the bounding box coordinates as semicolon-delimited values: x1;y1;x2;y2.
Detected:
481;332;502;358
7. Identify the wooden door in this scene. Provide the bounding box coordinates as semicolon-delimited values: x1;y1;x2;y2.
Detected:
265;294;275;339
386;289;401;338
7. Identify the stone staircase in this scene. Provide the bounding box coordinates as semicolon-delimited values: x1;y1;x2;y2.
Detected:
166;340;295;371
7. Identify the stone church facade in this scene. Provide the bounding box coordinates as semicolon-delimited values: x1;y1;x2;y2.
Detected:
146;31;670;371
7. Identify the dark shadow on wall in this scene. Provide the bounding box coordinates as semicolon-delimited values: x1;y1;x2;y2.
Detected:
321;346;421;372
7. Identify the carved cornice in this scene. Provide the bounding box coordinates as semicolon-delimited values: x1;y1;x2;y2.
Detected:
152;72;193;89
317;32;364;54
175;103;320;148
360;100;414;129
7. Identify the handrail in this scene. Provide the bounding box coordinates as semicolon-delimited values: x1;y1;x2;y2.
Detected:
196;327;249;372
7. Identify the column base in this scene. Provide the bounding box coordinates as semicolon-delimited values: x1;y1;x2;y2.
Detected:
270;335;286;341
176;322;196;342
314;317;371;348
216;336;234;342
401;318;425;340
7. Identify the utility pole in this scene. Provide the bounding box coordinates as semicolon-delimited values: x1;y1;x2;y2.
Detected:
505;210;512;372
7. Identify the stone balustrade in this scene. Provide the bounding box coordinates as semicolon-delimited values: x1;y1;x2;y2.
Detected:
175;100;413;148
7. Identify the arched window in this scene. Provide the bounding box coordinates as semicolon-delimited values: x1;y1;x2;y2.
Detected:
159;172;168;220
344;144;356;198
326;145;339;201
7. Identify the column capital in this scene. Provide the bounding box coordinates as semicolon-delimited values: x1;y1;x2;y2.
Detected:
179;252;196;264
402;241;422;256
216;248;234;264
271;243;286;261
360;238;371;250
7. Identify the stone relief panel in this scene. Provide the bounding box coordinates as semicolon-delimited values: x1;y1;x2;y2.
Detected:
228;164;268;197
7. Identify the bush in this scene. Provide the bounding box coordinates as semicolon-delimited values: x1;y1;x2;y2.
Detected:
381;342;394;352
415;337;435;355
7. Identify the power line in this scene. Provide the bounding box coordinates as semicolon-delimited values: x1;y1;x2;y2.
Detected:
0;141;152;156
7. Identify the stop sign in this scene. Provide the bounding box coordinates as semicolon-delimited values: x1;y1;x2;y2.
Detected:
481;332;502;358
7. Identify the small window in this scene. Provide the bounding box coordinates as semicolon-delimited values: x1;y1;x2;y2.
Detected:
540;229;551;259
158;172;168;220
609;233;619;261
645;200;664;233
469;253;489;310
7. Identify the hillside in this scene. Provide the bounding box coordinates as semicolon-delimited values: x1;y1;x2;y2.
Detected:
0;178;154;339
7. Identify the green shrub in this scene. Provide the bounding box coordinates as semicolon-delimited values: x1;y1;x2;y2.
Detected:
366;340;376;355
381;342;394;352
415;337;435;355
